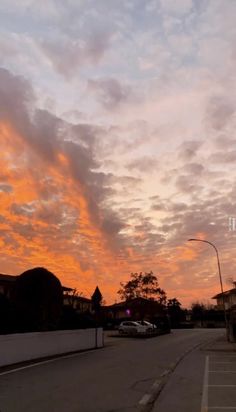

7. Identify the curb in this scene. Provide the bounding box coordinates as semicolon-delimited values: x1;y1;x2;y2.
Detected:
200;335;236;353
137;339;213;412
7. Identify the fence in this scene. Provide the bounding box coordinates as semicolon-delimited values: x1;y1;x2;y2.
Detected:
0;328;103;367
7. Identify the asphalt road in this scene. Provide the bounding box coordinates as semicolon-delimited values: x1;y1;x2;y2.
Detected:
0;329;223;412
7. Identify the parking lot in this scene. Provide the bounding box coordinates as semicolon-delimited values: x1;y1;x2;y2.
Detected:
202;354;236;411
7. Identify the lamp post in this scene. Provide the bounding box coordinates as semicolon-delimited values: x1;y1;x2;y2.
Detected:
188;238;228;339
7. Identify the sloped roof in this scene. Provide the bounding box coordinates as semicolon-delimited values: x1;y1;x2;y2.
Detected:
77;296;91;303
106;297;160;309
63;293;91;303
212;288;236;299
62;286;74;292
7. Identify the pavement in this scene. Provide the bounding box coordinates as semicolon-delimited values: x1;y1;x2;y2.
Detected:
150;333;236;412
201;334;236;352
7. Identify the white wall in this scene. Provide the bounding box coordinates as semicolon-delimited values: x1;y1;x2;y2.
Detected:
0;328;103;367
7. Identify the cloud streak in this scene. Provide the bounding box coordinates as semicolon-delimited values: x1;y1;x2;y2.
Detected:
0;1;236;306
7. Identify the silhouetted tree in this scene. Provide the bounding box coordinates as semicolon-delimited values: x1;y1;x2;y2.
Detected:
168;298;180;306
117;271;166;304
167;298;184;327
191;302;205;326
14;267;63;332
91;286;103;312
191;301;224;327
91;286;103;329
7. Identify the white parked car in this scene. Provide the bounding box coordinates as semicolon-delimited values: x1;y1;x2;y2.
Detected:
136;320;157;330
118;321;149;334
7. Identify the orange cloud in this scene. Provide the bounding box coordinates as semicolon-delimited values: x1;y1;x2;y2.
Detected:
0;119;128;301
0;118;231;307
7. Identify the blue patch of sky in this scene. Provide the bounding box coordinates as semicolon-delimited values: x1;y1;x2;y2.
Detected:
0;11;55;38
0;0;204;94
180;54;198;68
192;0;209;15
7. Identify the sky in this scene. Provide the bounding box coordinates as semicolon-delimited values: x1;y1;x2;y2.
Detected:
0;0;236;307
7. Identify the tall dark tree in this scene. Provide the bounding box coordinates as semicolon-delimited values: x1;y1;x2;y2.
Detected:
117;271;166;304
167;298;183;327
91;286;103;312
14;267;63;332
191;302;205;326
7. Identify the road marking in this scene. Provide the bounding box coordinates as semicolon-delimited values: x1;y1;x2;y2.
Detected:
201;355;209;412
208;408;236;410
209;371;236;373
0;348;101;377
211;362;235;364
138;338;215;411
160;370;169;377
208;385;236;387
210;356;236;359
151;380;161;390
139;394;152;406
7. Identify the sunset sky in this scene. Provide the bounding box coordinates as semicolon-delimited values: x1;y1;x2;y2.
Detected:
0;0;236;307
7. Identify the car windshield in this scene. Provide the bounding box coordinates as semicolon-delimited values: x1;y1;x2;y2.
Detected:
137;321;150;325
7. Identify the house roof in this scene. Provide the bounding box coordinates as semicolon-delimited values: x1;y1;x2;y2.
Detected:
212;288;236;299
63;293;91;303
77;296;91;303
0;274;17;282
62;286;74;292
106;297;160;309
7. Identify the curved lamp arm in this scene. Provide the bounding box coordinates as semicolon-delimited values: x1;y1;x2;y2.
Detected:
188;238;224;295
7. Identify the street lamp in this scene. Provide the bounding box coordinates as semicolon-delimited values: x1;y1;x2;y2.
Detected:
188;238;228;339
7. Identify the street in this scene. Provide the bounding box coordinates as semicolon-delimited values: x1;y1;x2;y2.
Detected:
0;329;224;412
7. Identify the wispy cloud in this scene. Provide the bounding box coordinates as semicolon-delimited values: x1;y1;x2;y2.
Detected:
0;0;235;305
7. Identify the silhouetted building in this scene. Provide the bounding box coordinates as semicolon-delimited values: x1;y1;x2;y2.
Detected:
0;274;17;299
212;287;236;310
63;290;92;313
105;297;165;322
0;273;93;314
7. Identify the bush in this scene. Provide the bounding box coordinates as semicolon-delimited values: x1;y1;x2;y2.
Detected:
14;267;63;332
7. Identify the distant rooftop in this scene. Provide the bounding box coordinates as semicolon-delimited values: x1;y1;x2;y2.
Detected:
106;297;161;308
212;288;236;299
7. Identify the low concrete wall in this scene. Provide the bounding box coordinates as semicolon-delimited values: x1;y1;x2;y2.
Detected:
0;328;103;367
